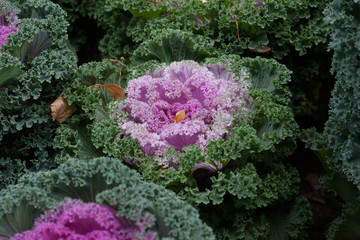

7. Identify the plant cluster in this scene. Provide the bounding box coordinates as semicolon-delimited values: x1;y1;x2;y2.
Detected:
0;0;77;189
52;0;333;121
54;53;312;239
93;0;330;60
2;0;358;239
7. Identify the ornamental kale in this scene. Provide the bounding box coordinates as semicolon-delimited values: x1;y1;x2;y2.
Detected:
53;55;311;239
10;199;155;240
0;157;215;240
110;56;296;166
111;60;250;163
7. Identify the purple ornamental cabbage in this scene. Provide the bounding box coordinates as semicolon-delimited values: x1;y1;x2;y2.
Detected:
0;1;20;49
10;199;155;240
112;61;250;165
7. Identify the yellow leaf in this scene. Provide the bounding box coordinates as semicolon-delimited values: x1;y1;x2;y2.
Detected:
89;84;125;100
170;110;186;123
50;94;77;123
247;45;271;53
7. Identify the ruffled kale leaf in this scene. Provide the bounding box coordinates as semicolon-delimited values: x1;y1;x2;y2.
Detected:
132;29;216;64
0;0;78;190
0;157;215;239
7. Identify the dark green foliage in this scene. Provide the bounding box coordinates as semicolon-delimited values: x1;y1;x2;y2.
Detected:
51;0;331;60
301;129;360;240
265;196;312;240
132;28;217;64
50;0;102;50
181;162;299;208
96;0;330;60
303;0;360;230
0;158;25;190
0;54;23;89
284;45;335;119
0;184;54;238
54;115;105;163
52;0;333;119
0;0;77;189
323;0;360;189
51;0;100;24
327;199;360;240
204;196;311;240
91;119;122;155
0;157;215;239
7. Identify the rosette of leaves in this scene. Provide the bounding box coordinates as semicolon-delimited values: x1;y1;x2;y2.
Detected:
0;0;77;189
95;0;330;60
113;56;310;239
0;157;215;240
54;55;311;239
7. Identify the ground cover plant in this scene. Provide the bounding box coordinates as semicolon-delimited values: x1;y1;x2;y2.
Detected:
1;0;359;239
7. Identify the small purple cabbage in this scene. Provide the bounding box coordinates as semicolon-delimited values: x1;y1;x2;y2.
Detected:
112;61;250;165
0;1;20;49
10;199;155;240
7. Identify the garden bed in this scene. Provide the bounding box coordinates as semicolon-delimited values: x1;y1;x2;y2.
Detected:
1;0;360;239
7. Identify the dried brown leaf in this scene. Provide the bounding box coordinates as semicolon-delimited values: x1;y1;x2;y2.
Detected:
248;45;271;53
305;173;321;187
50;94;77;123
304;192;326;204
170;110;186;123
304;173;326;204
89;84;125;100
